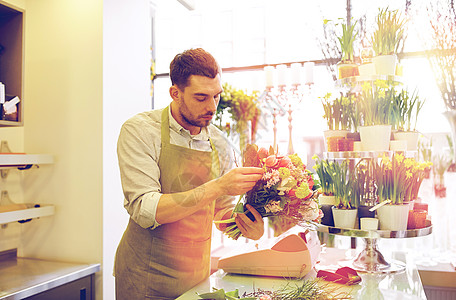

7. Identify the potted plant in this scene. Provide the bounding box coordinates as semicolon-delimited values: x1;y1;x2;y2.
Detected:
373;153;428;230
432;153;451;198
218;83;261;152
313;155;336;226
391;88;425;151
337;20;359;79
320;92;353;151
353;159;376;223
358;80;394;151
418;137;433;178
330;159;358;229
371;7;407;76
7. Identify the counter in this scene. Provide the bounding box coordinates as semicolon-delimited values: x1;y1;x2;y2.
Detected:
0;256;100;300
178;247;427;299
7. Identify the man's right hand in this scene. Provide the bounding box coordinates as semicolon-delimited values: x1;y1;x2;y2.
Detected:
215;167;263;196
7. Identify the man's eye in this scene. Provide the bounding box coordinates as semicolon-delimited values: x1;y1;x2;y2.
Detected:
196;97;206;101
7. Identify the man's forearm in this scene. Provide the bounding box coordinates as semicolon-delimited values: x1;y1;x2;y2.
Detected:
155;178;224;224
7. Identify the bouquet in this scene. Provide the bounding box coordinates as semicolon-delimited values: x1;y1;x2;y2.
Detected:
216;144;322;240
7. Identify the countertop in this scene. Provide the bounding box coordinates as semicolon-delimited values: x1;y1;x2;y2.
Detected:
178;247;427;299
0;257;100;300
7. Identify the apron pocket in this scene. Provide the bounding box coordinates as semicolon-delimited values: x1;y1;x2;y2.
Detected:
146;236;211;298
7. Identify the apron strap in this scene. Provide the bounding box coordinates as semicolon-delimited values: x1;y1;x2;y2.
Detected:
161;105;221;178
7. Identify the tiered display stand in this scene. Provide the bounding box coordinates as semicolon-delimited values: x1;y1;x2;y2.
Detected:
316;149;433;274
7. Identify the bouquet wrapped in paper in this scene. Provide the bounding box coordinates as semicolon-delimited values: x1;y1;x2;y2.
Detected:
216;144;322;240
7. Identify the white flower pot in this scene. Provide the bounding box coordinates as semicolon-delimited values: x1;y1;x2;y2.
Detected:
359;125;392;151
332;207;358;229
377;203;411;231
372;54;397;76
393;131;419;151
358;63;376;77
389;140;407;151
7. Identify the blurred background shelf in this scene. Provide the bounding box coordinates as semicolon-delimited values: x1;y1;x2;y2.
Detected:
0;154;54;168
0;204;55;225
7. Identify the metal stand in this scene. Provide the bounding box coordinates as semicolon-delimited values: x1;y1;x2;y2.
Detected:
315;224;432;274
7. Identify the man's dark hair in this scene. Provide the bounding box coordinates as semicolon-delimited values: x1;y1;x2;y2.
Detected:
169;48;221;89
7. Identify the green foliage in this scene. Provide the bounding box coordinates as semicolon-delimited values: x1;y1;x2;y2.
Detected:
371;7;407;55
320;92;354;130
391;89;425;131
312;155;334;196
338;21;358;62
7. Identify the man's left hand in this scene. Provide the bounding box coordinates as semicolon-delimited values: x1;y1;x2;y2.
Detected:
235;204;264;240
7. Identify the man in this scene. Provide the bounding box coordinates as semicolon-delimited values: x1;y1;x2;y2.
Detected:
114;48;264;299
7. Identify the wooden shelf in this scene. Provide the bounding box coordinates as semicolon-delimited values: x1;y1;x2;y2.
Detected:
0;205;55;225
0;154;54;168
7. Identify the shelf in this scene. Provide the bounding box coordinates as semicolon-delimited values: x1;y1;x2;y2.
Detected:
0;205;55;225
336;74;403;87
0;154;54;168
324;150;417;159
315;223;432;239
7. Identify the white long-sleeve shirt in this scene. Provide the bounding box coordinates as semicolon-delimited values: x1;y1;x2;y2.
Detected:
117;107;235;229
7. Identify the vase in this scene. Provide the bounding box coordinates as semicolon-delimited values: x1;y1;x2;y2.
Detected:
444;110;456;164
323;130;350;151
393;131;419;151
332;207;358;229
337;62;359;79
319;195;336;226
358;62;376;77
376;202;411;231
372;54;397;76
359;125;391;151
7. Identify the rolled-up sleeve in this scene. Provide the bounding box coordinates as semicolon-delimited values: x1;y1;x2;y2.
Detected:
117;119;162;229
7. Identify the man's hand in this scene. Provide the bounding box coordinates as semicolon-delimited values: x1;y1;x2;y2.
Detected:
235;204;264;240
215;167;263;196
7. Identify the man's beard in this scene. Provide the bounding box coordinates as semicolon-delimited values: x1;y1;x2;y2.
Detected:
178;99;214;128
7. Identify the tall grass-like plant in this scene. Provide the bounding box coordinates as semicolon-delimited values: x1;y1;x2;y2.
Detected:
392;89;425;131
320;92;354;130
338;21;358;63
359;80;395;126
371;7;407;56
329;159;355;209
312;155;334;196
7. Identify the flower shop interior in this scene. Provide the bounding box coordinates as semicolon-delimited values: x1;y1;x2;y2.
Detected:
0;0;455;299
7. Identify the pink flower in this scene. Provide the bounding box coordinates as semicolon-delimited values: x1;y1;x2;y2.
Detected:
264;155;279;168
259;295;272;300
258;147;269;160
278;156;292;168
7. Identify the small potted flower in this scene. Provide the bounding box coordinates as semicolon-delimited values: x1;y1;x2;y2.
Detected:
371;7;407;76
432;153;451;198
336;20;359;79
358;80;395;151
320;92;354;151
373;153;429;230
391;89;425;151
313;155;336;226
330;159;358;229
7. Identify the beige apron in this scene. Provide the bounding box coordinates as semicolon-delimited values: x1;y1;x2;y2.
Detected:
115;106;220;299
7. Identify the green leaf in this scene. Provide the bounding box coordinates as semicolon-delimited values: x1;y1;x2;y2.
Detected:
197;288;227;300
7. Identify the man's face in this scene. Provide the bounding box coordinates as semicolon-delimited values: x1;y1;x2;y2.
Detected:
173;74;223;133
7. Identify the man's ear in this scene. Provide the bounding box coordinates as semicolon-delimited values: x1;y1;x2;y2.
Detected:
169;85;181;102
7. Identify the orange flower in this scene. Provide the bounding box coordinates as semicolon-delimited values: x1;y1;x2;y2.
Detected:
264;155;279;168
258;147;269;160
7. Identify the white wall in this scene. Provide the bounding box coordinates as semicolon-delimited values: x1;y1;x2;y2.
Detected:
103;0;153;299
21;0;104;298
